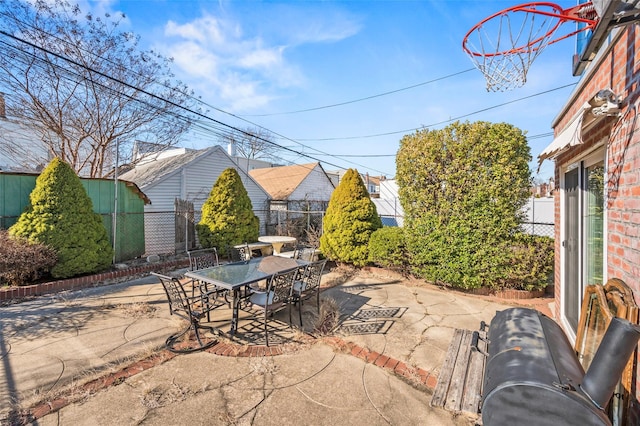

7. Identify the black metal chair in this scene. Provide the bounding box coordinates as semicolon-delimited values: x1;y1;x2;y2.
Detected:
187;247;228;317
188;247;219;270
293;245;317;261
226;243;251;263
292;259;327;327
245;267;299;346
152;272;218;353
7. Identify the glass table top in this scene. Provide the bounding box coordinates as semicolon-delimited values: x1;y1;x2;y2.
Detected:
185;256;306;290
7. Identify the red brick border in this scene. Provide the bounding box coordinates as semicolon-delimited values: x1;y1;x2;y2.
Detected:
0;259;190;303
322;336;438;390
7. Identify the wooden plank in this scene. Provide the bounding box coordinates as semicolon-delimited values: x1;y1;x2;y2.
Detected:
431;328;465;408
461;331;486;413
444;330;473;412
431;328;486;415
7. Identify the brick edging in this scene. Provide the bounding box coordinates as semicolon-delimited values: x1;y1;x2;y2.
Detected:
322;336;438;389
0;259;190;303
19;335;436;423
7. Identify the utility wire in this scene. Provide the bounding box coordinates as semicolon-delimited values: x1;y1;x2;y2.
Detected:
243;68;477;117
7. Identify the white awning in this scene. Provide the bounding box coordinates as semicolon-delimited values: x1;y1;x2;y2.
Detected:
538;102;591;170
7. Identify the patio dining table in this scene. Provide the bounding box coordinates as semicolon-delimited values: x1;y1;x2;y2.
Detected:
258;236;297;254
185;256;308;335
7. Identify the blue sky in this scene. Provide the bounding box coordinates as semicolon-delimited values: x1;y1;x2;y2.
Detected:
86;0;586;181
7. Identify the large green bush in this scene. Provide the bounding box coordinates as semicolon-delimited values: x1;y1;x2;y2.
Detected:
368;227;407;272
0;230;57;286
320;168;382;266
396;121;531;290
196;168;259;254
9;158;113;278
496;234;554;291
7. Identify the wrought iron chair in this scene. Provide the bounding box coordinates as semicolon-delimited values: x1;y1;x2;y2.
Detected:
226;243;252;263
293;245;317;262
187;247;228;318
245;267;299;346
188;247;219;270
151;272;218;353
292;259;327;327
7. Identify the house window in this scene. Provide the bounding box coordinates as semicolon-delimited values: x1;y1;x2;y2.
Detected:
585;162;604;286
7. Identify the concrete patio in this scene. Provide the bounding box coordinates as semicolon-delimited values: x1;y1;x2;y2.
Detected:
0;265;552;425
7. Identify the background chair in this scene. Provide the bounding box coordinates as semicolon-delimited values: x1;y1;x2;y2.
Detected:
227;243;251;263
292;259;327;327
187;247;228;317
188;247;219;270
245;267;299;346
151;272;218;353
293;245;317;261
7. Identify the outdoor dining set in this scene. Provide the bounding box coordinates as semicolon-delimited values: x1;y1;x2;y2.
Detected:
151;240;326;353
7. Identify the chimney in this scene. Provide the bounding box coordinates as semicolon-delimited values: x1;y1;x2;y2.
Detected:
228;140;236;157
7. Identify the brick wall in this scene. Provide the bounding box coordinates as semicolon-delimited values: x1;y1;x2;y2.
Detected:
552;25;640;423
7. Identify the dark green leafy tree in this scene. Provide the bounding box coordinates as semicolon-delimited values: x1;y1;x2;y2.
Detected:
320;168;382;266
197;168;259;253
396;121;532;290
9;158;113;278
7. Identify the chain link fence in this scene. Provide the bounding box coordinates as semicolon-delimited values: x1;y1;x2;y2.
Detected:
2;209;555;260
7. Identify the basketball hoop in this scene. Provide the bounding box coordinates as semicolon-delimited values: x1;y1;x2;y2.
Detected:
463;2;599;91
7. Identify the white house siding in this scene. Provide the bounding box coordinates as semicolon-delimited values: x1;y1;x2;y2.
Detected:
126;146;270;255
289;165;334;201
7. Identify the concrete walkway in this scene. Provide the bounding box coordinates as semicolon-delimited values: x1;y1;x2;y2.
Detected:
0;266;550;425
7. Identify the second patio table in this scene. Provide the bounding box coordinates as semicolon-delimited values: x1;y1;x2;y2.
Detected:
185;256;307;334
257;236;297;254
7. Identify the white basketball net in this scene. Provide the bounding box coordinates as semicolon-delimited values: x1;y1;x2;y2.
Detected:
464;5;565;92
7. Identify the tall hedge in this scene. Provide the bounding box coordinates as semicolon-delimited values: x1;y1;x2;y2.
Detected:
196;168;259;253
320;168;382;266
9;158;113;278
396;121;531;289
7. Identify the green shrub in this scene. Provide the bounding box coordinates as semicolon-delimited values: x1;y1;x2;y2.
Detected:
320;168;382;266
196;168;259;254
368;227;407;272
9;158;113;278
0;230;57;286
396;121;532;290
494;234;554;291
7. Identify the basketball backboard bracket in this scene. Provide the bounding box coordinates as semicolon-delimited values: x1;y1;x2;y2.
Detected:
573;0;640;75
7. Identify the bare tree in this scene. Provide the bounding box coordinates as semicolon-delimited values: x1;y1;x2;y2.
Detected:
222;126;280;161
0;0;198;177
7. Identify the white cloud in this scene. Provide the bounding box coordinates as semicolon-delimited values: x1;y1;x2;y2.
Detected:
154;8;360;113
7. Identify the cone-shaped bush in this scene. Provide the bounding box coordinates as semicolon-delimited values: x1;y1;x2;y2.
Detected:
197;168;259;253
320;168;382;266
9;158;113;278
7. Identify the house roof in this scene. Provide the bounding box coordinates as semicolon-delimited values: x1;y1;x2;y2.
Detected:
249;162;321;200
120;146;219;189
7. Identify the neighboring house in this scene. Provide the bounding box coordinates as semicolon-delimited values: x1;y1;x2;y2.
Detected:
538;16;640;423
0;98;50;172
249;162;335;235
120;146;270;255
362;174;382;197
372;179;404;226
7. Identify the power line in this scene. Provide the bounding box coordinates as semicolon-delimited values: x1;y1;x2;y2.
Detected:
295;83;577;141
243;68;477;117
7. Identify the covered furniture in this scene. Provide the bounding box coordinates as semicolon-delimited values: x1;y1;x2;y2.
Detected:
151;272;219;353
